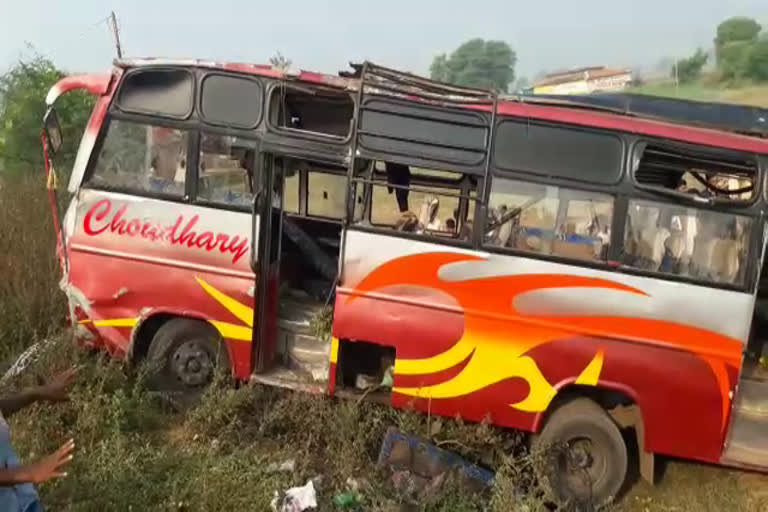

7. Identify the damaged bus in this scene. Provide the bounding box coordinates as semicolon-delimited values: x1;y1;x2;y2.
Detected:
41;59;768;504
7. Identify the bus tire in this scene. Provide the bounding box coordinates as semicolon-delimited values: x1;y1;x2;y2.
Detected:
146;318;229;394
532;398;627;507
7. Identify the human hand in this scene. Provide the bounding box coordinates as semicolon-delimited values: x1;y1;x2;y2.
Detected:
22;439;75;484
36;367;79;402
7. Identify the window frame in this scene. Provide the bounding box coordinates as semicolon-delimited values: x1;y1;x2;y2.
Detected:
198;72;265;130
193;130;260;212
492;118;626;186
630;138;762;208
481;174;618;266
347;161;480;248
265;81;356;145
115;67;196;121
82;113;197;204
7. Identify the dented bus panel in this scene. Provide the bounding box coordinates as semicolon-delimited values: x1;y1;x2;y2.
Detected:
42;58;768;502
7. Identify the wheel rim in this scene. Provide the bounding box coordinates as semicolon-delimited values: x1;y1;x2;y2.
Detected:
557;436;609;497
171;340;214;387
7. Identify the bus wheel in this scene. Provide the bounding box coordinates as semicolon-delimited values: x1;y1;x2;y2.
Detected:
532;398;627;507
146;318;229;394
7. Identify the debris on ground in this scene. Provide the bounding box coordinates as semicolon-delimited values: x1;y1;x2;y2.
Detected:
377;427;494;502
266;458;297;473
1;340;43;383
333;477;366;510
271;479;318;512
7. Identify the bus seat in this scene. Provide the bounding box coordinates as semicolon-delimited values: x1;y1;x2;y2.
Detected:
637;226;670;270
513;227;552;254
691;235;718;279
551;222;601;261
712;239;741;283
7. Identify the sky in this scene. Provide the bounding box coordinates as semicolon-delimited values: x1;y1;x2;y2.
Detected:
1;0;767;81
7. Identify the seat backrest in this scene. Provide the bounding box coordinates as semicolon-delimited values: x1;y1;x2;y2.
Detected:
711;239;741;283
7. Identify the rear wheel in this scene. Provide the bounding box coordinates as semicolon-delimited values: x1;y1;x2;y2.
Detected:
146;318;230;395
532;398;628;507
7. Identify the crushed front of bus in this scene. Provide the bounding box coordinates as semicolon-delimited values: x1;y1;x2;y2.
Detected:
43;71;119;348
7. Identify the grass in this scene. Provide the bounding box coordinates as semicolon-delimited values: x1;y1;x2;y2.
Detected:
629;81;768;107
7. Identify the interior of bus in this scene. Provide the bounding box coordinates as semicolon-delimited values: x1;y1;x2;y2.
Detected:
256;155;480;397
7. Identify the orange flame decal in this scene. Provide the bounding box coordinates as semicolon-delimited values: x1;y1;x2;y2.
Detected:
348;252;741;419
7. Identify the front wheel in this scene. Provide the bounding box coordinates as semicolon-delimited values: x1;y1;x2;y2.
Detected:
146;318;230;395
532;398;628;507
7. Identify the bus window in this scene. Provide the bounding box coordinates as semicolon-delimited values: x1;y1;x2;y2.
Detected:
634;143;757;203
308;171;347;219
623;199;751;285
89;120;187;197
486;178;613;262
367;162;474;239
283;167;300;214
197;133;254;208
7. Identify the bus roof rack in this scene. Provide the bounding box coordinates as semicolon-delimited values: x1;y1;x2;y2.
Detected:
341;61;496;105
512;92;768;138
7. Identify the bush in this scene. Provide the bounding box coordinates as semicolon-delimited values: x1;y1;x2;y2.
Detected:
674;48;708;84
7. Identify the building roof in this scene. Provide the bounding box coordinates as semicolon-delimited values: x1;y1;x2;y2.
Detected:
535;67;632;87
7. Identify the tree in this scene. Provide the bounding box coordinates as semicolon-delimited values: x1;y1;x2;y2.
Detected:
0;54;94;178
512;76;530;93
269;52;292;72
719;40;754;80
745;39;768;82
715;17;762;74
429;39;516;91
673;48;708;84
716;17;762;49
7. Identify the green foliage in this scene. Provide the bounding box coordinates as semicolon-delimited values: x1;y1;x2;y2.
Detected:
674;48;709;84
430;39;516;92
745;39;768;82
719;40;755;81
713;17;766;82
716;17;762;50
0;54;94;179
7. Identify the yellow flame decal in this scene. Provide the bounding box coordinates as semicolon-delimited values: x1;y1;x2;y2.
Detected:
575;349;605;386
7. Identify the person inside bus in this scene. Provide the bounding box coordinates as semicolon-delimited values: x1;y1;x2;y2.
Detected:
0;367;78;512
385;162;411;213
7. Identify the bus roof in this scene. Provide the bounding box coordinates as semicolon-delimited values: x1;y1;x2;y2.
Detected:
93;57;768;155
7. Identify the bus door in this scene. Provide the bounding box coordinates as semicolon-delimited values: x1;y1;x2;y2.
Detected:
251;154;283;373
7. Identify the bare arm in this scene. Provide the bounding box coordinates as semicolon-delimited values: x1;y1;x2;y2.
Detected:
0;367;78;418
0;389;43;418
0;439;75;486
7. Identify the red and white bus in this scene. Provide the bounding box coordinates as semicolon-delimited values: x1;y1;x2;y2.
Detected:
41;60;768;503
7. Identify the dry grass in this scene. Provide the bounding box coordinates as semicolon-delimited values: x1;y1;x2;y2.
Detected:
0;174;66;363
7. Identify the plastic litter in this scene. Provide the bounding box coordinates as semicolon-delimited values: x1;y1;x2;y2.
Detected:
266;458;296;473
272;480;318;512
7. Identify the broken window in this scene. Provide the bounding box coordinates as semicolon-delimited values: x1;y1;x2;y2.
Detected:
363;162;477;240
634;143;758;203
268;84;354;139
88;120;188;197
197;133;256;208
485;177;614;263
622;199;751;286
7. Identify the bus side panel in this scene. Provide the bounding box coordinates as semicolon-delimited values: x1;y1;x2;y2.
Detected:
65;189;256;379
333;230;749;463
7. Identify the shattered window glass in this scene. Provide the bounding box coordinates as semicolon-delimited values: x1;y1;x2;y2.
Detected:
89;120;187;197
